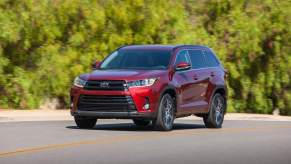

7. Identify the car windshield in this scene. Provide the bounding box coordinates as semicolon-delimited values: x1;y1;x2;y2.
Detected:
100;49;172;70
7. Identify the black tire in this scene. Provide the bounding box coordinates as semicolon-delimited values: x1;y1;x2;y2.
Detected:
153;94;175;131
203;93;226;128
74;116;97;129
133;119;151;126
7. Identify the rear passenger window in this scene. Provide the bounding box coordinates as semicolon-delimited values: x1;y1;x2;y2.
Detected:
175;50;190;65
188;50;206;69
205;51;219;67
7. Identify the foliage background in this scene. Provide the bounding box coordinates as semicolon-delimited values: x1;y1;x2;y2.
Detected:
0;0;290;115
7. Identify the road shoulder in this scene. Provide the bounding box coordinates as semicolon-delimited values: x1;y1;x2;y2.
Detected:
1;109;291;122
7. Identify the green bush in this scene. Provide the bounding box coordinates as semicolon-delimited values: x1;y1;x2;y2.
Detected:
0;0;290;115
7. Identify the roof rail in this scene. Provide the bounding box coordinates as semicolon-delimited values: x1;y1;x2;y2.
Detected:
173;44;209;50
116;45;130;50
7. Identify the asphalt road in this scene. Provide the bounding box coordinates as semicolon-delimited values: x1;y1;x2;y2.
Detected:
0;119;291;164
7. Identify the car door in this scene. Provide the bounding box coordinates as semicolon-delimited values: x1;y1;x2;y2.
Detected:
186;49;209;113
172;50;195;114
203;50;221;106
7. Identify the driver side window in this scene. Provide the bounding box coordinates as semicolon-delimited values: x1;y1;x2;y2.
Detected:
175;50;190;65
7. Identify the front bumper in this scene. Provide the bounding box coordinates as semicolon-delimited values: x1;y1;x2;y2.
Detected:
70;85;160;119
71;110;156;119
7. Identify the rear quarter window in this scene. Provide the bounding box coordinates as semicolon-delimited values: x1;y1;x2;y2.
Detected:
205;50;220;67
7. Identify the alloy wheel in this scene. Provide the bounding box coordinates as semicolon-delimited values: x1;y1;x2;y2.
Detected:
162;96;174;129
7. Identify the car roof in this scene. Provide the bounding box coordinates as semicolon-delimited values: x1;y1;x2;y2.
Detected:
119;45;210;51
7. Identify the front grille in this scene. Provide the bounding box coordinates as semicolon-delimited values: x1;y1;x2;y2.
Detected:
84;80;126;91
77;95;136;112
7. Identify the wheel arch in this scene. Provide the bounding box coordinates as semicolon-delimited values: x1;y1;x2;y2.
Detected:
159;85;178;113
211;86;227;113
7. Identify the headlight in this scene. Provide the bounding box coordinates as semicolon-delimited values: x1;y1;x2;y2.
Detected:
127;78;158;88
74;77;87;88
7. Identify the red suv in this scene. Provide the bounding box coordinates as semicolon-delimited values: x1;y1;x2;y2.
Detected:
70;45;227;131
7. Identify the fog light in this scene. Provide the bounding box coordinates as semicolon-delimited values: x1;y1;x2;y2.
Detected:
143;98;150;110
144;103;150;110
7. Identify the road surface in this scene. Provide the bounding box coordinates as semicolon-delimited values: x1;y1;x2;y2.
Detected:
0;119;291;164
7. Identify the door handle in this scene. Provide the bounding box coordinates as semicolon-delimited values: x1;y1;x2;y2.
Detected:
210;72;215;77
193;75;199;80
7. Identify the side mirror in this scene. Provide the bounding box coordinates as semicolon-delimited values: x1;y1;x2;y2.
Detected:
92;60;101;70
175;62;191;71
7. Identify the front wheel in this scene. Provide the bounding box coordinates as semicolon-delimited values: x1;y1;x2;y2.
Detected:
74;116;97;129
153;94;175;131
203;93;226;128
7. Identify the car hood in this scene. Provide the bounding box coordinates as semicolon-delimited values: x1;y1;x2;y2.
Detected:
80;69;167;81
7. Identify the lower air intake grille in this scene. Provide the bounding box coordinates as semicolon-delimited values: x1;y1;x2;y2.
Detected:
77;95;136;112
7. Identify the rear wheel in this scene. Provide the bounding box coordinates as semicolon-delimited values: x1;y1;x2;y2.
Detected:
74;116;97;129
132;119;151;126
153;94;175;131
203;93;226;128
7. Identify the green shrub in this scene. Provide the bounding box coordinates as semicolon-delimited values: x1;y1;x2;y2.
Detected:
0;0;290;115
